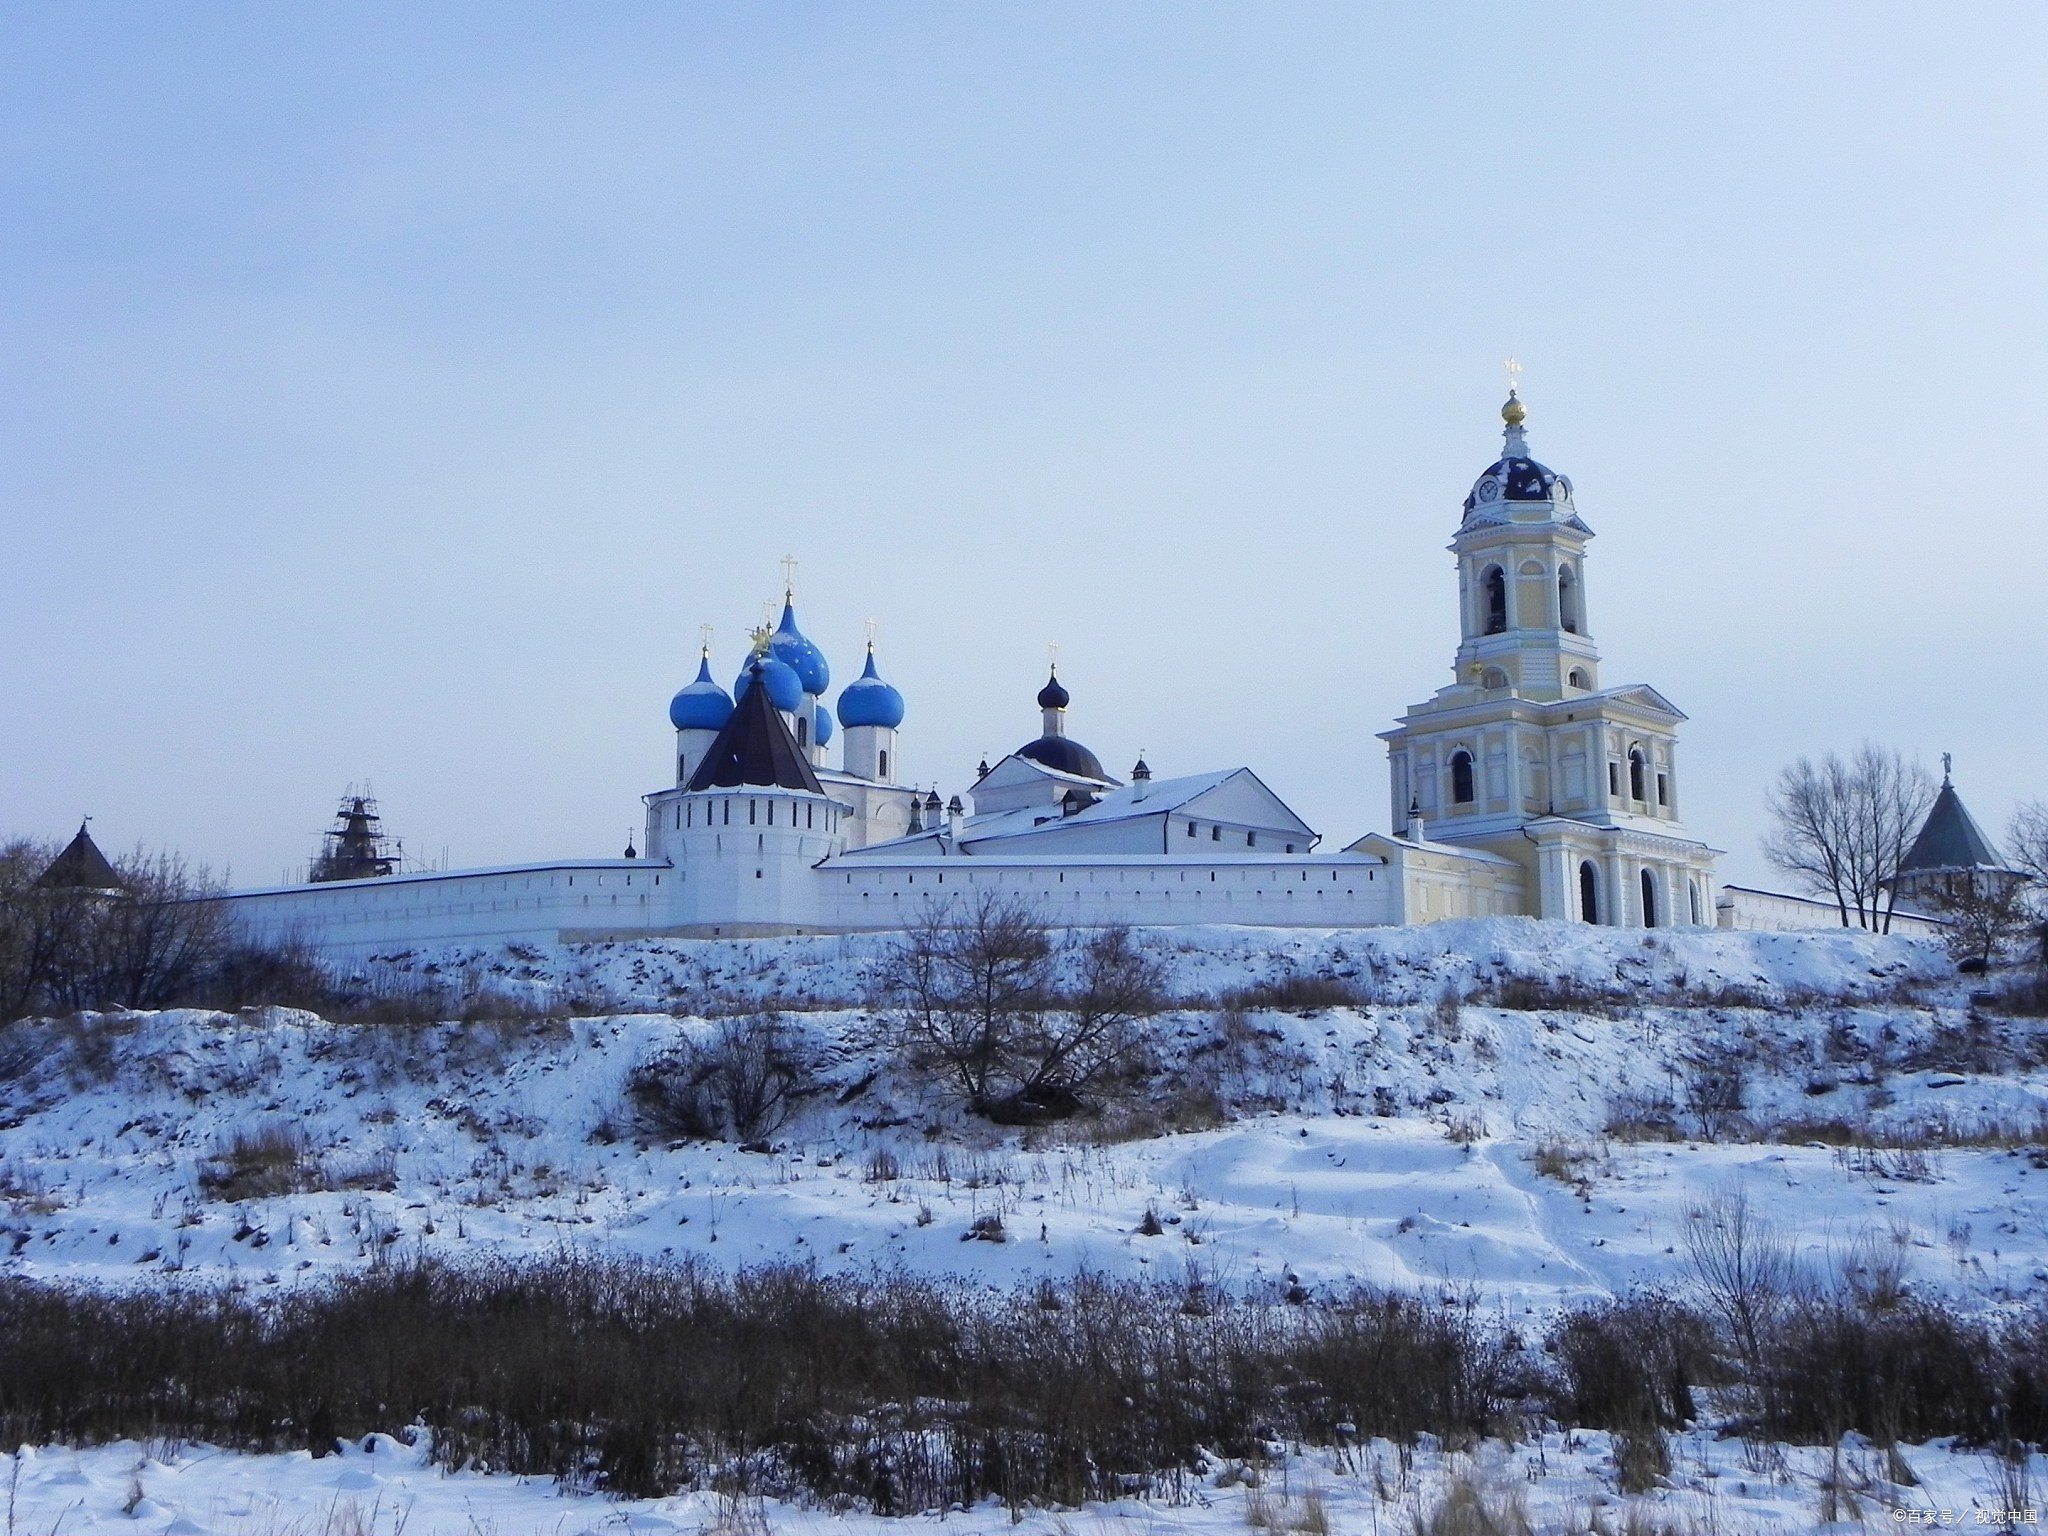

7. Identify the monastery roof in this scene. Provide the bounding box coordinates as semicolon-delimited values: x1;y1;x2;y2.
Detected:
962;768;1244;845
36;823;123;892
1900;779;2006;874
685;660;824;795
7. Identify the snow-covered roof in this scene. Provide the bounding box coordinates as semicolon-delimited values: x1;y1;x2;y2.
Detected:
962;767;1241;844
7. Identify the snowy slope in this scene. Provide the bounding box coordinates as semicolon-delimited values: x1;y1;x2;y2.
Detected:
2;921;2041;1315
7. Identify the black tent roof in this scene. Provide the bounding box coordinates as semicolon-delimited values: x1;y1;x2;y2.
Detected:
1900;779;2005;874
684;661;824;794
36;823;123;891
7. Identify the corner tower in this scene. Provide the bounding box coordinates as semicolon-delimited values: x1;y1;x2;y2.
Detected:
1378;392;1719;927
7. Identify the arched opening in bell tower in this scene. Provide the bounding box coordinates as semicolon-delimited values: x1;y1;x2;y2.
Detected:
1558;565;1580;633
1450;750;1476;804
1579;861;1600;923
1629;748;1647;802
1482;567;1508;634
1640;868;1659;928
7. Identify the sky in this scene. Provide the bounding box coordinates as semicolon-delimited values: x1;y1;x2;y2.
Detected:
1;3;2043;890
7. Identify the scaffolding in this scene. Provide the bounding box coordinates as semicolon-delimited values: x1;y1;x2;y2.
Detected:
308;789;403;883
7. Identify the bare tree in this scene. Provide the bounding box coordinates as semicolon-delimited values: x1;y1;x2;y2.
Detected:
881;891;1054;1112
2010;802;2048;889
876;893;1167;1121
1927;878;2035;969
1762;744;1936;932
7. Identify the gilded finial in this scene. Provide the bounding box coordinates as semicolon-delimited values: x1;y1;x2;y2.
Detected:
1502;357;1526;425
749;624;773;658
698;623;714;659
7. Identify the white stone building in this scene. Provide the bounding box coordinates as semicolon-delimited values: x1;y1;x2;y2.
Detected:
222;394;1728;956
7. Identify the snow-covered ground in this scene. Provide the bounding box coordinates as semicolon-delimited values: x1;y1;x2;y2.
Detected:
5;1431;2040;1536
3;919;2045;1532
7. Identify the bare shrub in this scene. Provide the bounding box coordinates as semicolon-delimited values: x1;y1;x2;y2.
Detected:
627;1014;816;1143
1683;1187;1793;1416
199;1122;320;1201
1411;1473;1532;1536
1682;1052;1748;1140
1221;974;1365;1013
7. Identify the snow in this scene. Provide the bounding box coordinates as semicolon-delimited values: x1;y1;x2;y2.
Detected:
3;919;2044;1530
4;1432;2040;1535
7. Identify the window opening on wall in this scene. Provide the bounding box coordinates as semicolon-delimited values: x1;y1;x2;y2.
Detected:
723;800;731;826
1559;566;1580;633
1629;748;1647;801
1246;832;1256;847
678;754;686;782
1640;868;1658;927
1608;762;1621;797
1483;566;1508;634
1211;825;1220;841
1689;882;1702;925
1186;820;1196;837
797;716;808;749
1568;668;1590;690
1656;773;1668;807
1579;862;1600;923
1450;751;1476;804
749;800;757;825
878;749;889;779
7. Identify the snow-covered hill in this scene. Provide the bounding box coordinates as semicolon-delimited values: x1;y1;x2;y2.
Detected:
3;919;2042;1313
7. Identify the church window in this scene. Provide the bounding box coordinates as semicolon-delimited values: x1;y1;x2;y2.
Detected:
1483;567;1508;634
1629;748;1647;801
1568;668;1590;690
1656;772;1668;807
1211;825;1221;841
1286;844;1296;854
1579;862;1600;924
722;800;731;825
806;804;813;829
1450;751;1476;804
749;800;757;825
1186;820;1196;837
878;749;889;779
1246;832;1256;847
1608;762;1621;798
797;716;808;749
1559;566;1580;633
678;754;686;782
1640;868;1658;927
1689;882;1702;925
1481;667;1509;691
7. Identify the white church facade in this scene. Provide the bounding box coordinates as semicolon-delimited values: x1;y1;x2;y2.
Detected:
223;394;1726;957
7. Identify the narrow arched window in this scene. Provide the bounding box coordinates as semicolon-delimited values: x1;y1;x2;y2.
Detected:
1450;750;1476;804
1688;882;1702;926
1629;748;1647;801
796;715;809;749
1558;565;1580;633
1568;668;1590;690
678;753;687;783
878;749;889;779
1640;868;1658;928
1483;567;1508;634
1579;862;1600;924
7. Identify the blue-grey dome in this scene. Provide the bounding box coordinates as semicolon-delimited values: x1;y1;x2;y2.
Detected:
769;598;830;695
1464;456;1572;514
734;654;805;713
836;647;906;729
1018;735;1107;781
669;654;734;732
813;705;834;748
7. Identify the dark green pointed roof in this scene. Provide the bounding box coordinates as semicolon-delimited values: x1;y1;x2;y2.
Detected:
684;659;823;794
36;823;124;891
1900;779;2005;874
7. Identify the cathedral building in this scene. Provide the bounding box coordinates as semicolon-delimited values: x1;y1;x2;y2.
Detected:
220;393;1728;955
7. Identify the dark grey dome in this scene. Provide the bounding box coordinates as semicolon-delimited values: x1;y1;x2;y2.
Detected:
1036;670;1070;710
1018;735;1106;781
1464;456;1572;514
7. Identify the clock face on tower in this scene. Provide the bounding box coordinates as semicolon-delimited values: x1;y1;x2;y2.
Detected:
1476;477;1500;503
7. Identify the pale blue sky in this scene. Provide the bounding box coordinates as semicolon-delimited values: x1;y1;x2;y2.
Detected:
2;4;2043;887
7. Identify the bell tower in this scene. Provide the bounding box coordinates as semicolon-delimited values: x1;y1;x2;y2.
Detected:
1449;390;1601;701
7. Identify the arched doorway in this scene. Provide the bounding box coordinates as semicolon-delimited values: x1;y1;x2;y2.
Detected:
1579;861;1600;924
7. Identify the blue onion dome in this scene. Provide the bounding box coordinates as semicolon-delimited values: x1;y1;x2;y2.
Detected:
734;653;805;713
836;646;906;729
1463;391;1573;516
669;652;735;731
813;705;834;748
1036;669;1070;710
768;597;830;696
